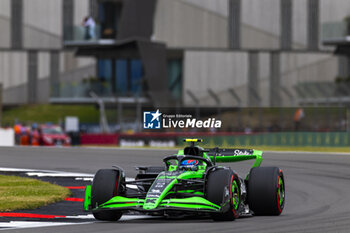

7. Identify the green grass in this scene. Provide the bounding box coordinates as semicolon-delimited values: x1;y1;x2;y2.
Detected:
2;104;99;125
0;175;71;211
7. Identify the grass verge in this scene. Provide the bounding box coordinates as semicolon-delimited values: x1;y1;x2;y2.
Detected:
0;175;71;211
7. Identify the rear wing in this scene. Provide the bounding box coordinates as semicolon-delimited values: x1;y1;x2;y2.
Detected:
206;149;263;168
181;138;263;168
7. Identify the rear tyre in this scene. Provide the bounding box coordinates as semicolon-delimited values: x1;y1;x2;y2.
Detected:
91;169;123;221
247;167;285;216
206;168;240;221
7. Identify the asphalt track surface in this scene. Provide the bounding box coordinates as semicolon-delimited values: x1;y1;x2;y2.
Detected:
0;146;350;232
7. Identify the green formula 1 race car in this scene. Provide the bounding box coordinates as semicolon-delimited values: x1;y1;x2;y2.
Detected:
84;139;285;221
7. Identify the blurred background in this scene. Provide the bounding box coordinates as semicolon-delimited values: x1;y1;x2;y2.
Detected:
0;0;350;148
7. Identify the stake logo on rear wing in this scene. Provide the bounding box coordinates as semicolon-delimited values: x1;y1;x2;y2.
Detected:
206;148;263;168
207;148;254;157
232;149;253;156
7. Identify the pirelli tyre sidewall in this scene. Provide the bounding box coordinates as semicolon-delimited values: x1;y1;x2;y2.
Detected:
91;169;124;221
206;168;241;221
248;166;285;216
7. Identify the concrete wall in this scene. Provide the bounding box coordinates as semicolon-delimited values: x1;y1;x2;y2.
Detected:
153;0;228;48
0;0;11;18
74;0;90;26
22;0;89;49
292;0;307;49
0;0;346;107
181;0;228;17
320;0;350;23
153;0;347;50
320;0;350;49
0;49;95;105
36;52;50;103
59;60;96;83
183;51;248;107
258;53;271;107
0;52;28;104
241;0;280;49
280;53;338;103
23;0;62;49
59;51;95;74
0;0;95;105
183;50;339;107
0;18;10;49
0;52;27;89
0;0;10;48
239;0;350;50
36;52;95;104
38;52;50;80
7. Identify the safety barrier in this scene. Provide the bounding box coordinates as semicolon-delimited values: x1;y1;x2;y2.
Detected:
177;132;350;147
0;128;15;146
79;132;350;147
80;133;118;145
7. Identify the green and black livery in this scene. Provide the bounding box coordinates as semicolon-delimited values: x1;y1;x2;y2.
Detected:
84;139;285;221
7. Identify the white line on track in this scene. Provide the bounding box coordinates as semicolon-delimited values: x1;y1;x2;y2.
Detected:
0;215;159;230
75;177;93;181
0;167;136;187
0;167;94;178
64;215;155;220
120;215;158;221
25;172;94;178
0;167;38;172
0;221;90;230
65;214;95;219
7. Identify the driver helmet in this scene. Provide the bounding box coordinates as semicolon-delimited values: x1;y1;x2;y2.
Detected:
179;159;199;171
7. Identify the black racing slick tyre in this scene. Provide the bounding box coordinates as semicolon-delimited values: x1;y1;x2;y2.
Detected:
206;169;241;221
91;169;123;221
247;167;285;216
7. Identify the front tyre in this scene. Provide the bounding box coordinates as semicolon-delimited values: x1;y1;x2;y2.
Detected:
91;169;123;221
247;167;285;215
206;168;241;221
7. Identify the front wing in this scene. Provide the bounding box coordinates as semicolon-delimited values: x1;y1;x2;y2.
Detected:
85;189;227;214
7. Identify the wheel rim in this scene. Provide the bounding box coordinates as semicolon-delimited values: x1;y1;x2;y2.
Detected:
277;176;285;207
232;180;240;210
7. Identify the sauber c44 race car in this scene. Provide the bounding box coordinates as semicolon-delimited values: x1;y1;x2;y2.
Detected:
84;139;285;221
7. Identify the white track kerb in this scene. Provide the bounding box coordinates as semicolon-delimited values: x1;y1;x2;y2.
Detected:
0;167;142;230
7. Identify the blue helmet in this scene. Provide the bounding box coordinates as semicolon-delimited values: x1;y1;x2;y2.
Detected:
180;160;199;170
